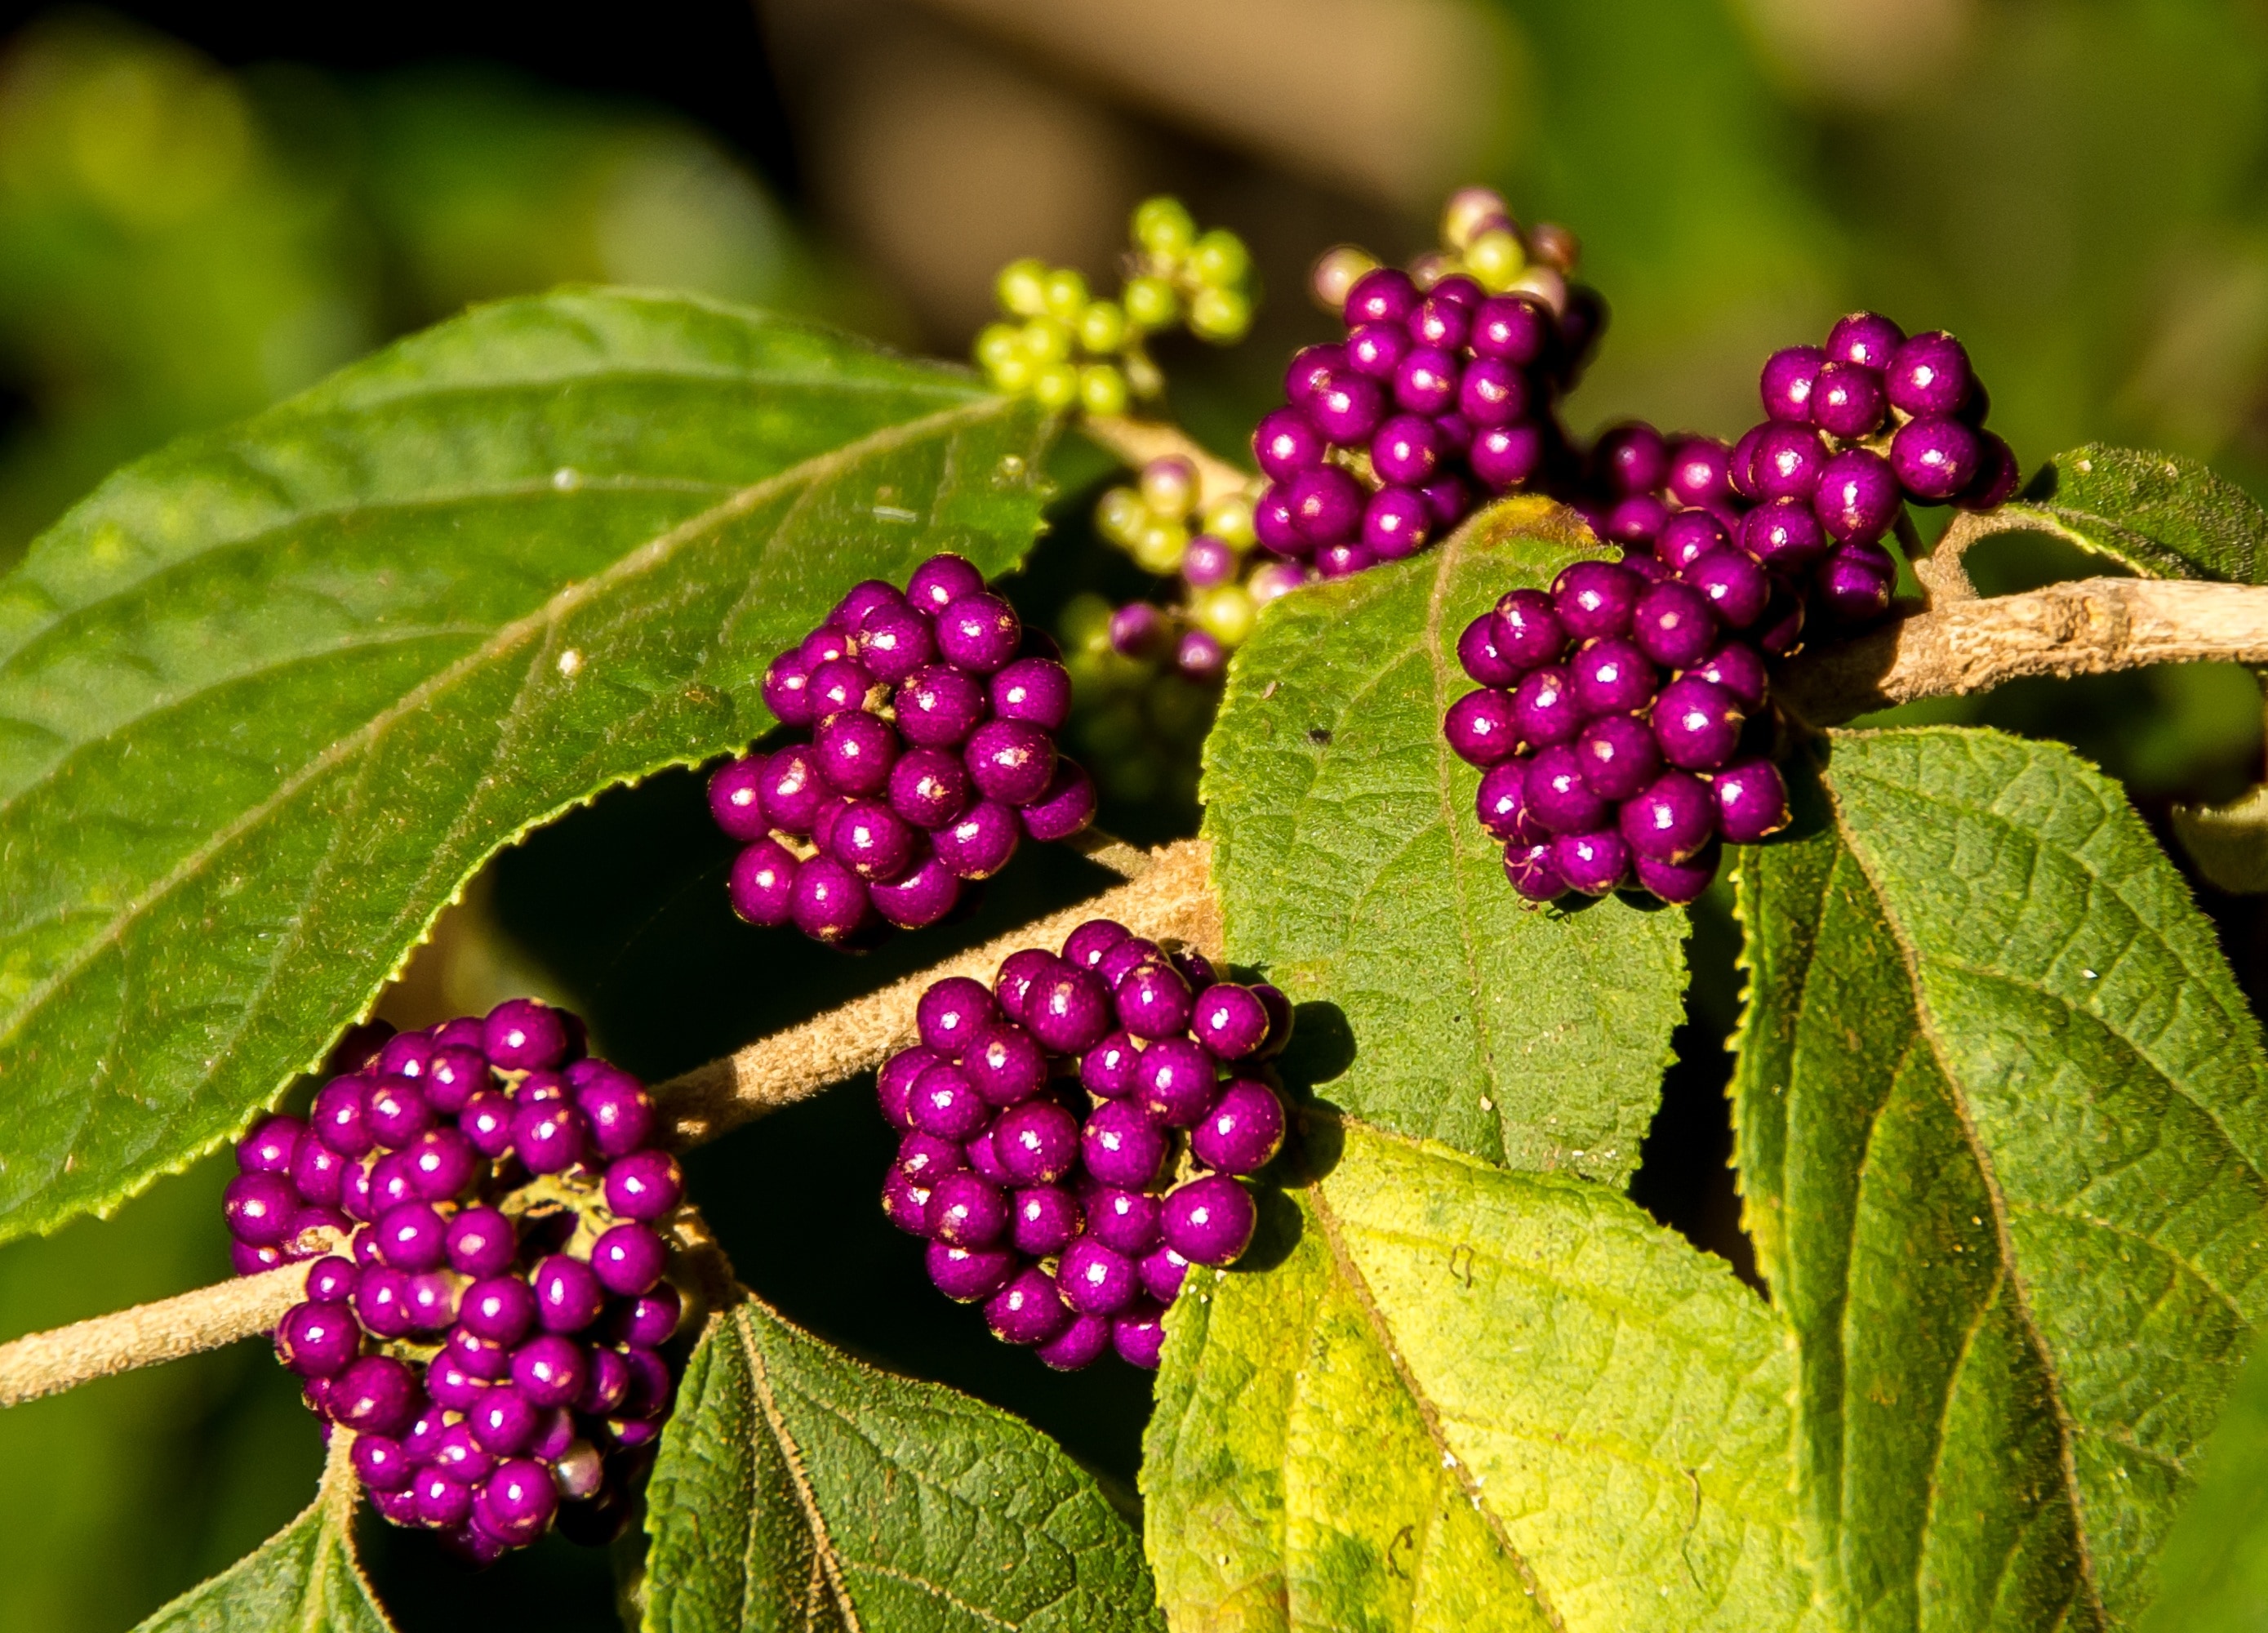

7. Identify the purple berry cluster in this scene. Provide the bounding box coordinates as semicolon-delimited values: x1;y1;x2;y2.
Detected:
1576;314;2017;639
878;920;1292;1369
711;555;1096;947
224;1001;687;1564
1447;559;1794;904
1250;262;1597;580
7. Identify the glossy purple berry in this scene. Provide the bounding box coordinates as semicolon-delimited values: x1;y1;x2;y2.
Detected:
275;1300;360;1377
1683;549;1771;629
1345;265;1419;326
402;1128;477;1203
238;1115;305;1177
807;656;876;720
1458;612;1521;687
855;604;935;685
1310;371;1387;447
1525;744;1611;835
1139;1244;1191;1305
1690;643;1768;713
512;1099;588;1175
1182;534;1238;589
1287;465;1366;543
887;747;974;832
477;1459;558;1546
1657;509;1730;573
1817;541;1897;622
1575;714;1662;802
374;1202;447;1272
1362;486;1431;559
1630;581;1718;670
930;1171;1010;1248
483;999;568;1071
726;839;798;928
1470;422;1545;490
1021;762;1097;843
1025;964;1112;1054
1344;320;1411;382
1667;438;1734;507
1191;1080;1285;1175
509;1334;587;1410
1714;759;1793;843
1457;355;1528;425
871;856;963;929
1826;311;1904;370
934;592;1021;674
1475;758;1536;842
987;656;1073;731
1652;678;1745;772
1162;1176;1255;1266
985;1267;1072;1347
1112;1303;1168;1369
935;800;1020;880
995;1100;1080;1186
1552;562;1641;641
533;1255;607;1333
1490;589;1567;670
1568;639;1656;718
331;1355;420;1438
908;1063;988;1141
225;1172;297;1247
1190;984;1270;1060
896;665;988;748
908;554;986;616
1392;347;1459;416
459;1276;536;1346
1635;846;1719;905
312;1078;375;1158
1760;345;1824;422
1038;1312;1111;1372
1080;1030;1142;1100
1813;448;1901;545
1370;415;1441;487
1751;424;1830;503
994;947;1059;1021
1959;432;2021;511
1503;838;1566;901
1811;360;1887;438
1618;770;1717;864
1554;829;1630;896
1434;686;1511;772
1096;937;1162;987
1886;331;1972;417
604;1150;684;1223
1741;499;1830;572
1470;291;1549;363
1114;960;1194;1040
1083;1101;1168;1189
916;976;997;1060
927;1242;1016;1302
1135;1036;1217;1128
963;1021;1047;1107
881;1168;933;1236
1083;1187;1159;1256
790;856;873;946
964;719;1056;807
1254;407;1327;480
1012;1186;1083;1256
1890;416;1981;502
613;1285;683;1348
591;1224;666;1297
1060;1238;1141;1315
813;710;898;799
755;745;825;836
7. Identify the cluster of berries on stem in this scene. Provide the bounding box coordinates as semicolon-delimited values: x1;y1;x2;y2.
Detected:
713;554;1094;946
223;1001;687;1563
878;919;1292;1369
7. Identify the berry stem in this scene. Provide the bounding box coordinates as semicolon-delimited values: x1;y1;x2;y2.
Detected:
1906;507;1981;605
1062;825;1155;880
1782;575;2268;723
656;838;1221;1149
0;1252;326;1408
1081;416;1249;506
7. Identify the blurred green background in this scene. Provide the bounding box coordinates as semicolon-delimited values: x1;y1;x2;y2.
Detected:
7;1;2268;1626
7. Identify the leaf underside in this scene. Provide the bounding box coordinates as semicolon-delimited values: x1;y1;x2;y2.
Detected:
2004;443;2268;585
642;1294;1164;1633
0;287;1052;1244
131;1450;391;1632
1732;727;2268;1630
1143;1121;1817;1633
1202;496;1688;1184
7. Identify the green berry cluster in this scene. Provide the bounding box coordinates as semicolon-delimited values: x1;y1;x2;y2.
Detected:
1091;456;1271;656
975;197;1258;416
1310;185;1577;314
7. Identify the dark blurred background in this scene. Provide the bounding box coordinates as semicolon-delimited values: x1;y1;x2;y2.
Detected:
5;2;2268;1627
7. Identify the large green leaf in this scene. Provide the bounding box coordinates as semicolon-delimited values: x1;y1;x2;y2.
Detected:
642;1294;1163;1633
1143;1122;1818;1632
131;1442;391;1631
2137;1328;2268;1632
1732;726;2268;1630
1201;496;1688;1182
1999;444;2268;585
0;288;1051;1243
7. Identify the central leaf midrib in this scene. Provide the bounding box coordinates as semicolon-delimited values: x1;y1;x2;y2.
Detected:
732;1306;864;1633
0;392;1012;1056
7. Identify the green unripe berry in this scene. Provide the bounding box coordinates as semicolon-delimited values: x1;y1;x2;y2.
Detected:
1464;227;1527;292
1095;487;1148;547
997;258;1050;317
1042;268;1090;322
1060;591;1116;655
1132;519;1189;575
1077;300;1128;355
1021;318;1073;365
1189;229;1251;289
976;323;1022;371
1310;245;1378;314
1138;456;1199;520
1123;351;1165;399
1132;196;1197;259
989;352;1035;393
1079;363;1130;417
1032;363;1080;412
1187;287;1252;343
1123;276;1179;331
1192;584;1257;648
1200;492;1256;550
1441;185;1510;251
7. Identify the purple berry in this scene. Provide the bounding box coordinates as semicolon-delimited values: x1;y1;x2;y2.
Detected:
1012;1185;1083;1256
1254;407;1327;479
966;720;1057;807
762;652;814;728
887;749;972;832
1668;438;1734;507
275;1300;360;1377
1392;347;1460;416
985;1267;1072;1347
1475;758;1536;842
1112;1305;1168;1369
908;1064;989;1140
1886;330;1972;418
1635;846;1719;905
897;1132;965;1190
1363;487;1432;559
935;593;1022;674
510;1334;588;1409
1630;581;1719;670
352;1433;414;1493
930;795;1018;880
1714;759;1793;843
438;1207;511;1280
1409;291;1471;349
1750;424;1830;503
1510;665;1580;748
993;947;1059;1021
1683;548;1772;629
1190;984;1270;1060
605;1150;685;1222
962;1022;1047;1107
461;1275;538;1346
1817;541;1897;622
1021;762;1097;842
726;839;798;927
331;1355;420;1438
1525;745;1611;835
477;1459;558;1546
856;605;936;685
813;710;899;799
1576;714;1663;801
1504;839;1567;901
1489;589;1567;670
1138;1244;1191;1304
1472;293;1551;363
1568;638;1657;718
1554;829;1631;896
1025;964;1113;1054
989;657;1074;732
238;1115;305;1177
1740;499;1830;573
995;1100;1081;1186
930;1171;1010;1248
881;1169;933;1236
1287;465;1366;544
807;656;876;719
1657;509;1730;573
1889;416;1981;502
1038;1312;1112;1372
1959;433;2021;511
305;1255;358;1303
512;1099;588;1175
1690;642;1768;711
908;554;986;617
1177;627;1229;674
225;1172;298;1247
1826;311;1904;370
1096;937;1161;987
312;1077;376;1158
1252;486;1305;557
1182;534;1239;589
533;1255;607;1333
1162;1176;1256;1266
591;1224;667;1297
1470;422;1545;490
483;999;569;1071
1080;1030;1143;1099
871;856;963;928
1060;1239;1141;1315
1811;361;1887;438
404;1128;477;1202
1310;372;1386;444
1372;415;1443;486
753;746;823;837
1345;266;1419;326
896;665;989;748
1552;562;1641;641
1457;356;1528;425
1458;612;1521;687
1191;1079;1285;1175
1083;1101;1169;1189
1114;960;1194;1040
790;856;874;946
1606;495;1670;546
1084;1187;1159;1256
1814;448;1901;545
1652;677;1746;772
375;1202;447;1272
1285;343;1346;411
927;1242;1016;1302
1135;1037;1218;1128
916;976;998;1060
1760;345;1824;422
1596;423;1670;496
1618;771;1717;863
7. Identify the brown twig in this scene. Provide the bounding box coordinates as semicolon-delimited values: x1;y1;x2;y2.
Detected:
0;839;1220;1409
1078;416;1250;505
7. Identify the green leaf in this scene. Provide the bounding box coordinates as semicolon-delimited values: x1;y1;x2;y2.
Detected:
1731;726;2268;1630
2137;1328;2268;1631
1201;496;1688;1182
0;288;1052;1244
131;1445;391;1631
2003;444;2268;584
1143;1122;1818;1633
642;1293;1164;1633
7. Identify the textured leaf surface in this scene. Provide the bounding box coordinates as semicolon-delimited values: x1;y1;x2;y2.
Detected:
1202;497;1688;1181
1144;1122;1817;1633
1732;727;2268;1630
132;1445;391;1631
643;1295;1163;1633
0;289;1050;1243
2006;444;2268;584
2137;1331;2268;1632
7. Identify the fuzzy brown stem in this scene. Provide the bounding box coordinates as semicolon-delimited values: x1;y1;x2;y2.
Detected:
1781;577;2268;723
656;837;1219;1147
0;1257;315;1409
1079;416;1250;505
